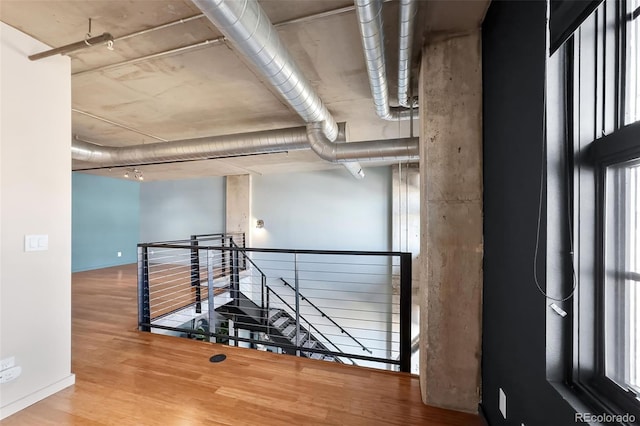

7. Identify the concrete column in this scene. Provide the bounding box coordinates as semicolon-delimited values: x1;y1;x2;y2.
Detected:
391;163;421;373
418;31;483;413
225;174;251;246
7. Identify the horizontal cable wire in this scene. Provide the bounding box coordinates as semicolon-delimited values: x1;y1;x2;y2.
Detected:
140;238;409;368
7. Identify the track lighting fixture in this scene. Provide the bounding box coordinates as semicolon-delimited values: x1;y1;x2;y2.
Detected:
123;168;144;181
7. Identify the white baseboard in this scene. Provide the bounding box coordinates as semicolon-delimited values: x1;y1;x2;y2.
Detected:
0;374;76;420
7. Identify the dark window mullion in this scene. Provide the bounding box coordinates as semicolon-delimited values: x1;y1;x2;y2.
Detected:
596;7;605;136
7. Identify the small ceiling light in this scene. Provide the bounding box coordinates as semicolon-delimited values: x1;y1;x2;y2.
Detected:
256;219;264;229
123;168;144;181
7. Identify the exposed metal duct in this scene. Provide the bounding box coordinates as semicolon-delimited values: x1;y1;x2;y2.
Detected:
354;0;417;120
71;126;314;168
71;123;418;169
306;123;419;163
71;0;421;175
191;0;339;142
191;0;367;179
397;0;418;108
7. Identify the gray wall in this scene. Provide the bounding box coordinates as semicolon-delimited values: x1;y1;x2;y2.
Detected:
250;167;393;367
140;177;225;242
252;167;391;251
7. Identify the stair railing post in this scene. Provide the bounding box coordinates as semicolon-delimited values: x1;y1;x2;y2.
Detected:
231;244;240;307
138;245;151;332
266;286;271;335
241;232;246;270
261;274;266;325
294;253;300;357
222;236;228;278
399;253;412;373
231;244;240;347
190;235;201;314
207;248;215;343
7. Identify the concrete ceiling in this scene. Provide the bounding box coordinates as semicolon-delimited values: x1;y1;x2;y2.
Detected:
0;0;488;181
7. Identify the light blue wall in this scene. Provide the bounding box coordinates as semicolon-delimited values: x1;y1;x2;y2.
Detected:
139;177;225;242
72;173;140;272
252;167;391;251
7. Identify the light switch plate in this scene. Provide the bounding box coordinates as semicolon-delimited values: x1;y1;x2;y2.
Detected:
25;234;48;252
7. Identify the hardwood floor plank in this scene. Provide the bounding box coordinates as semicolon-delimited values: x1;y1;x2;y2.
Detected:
1;264;482;425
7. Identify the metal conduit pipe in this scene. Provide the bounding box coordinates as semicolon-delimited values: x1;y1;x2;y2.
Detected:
306;122;419;163
354;0;417;120
397;0;418;108
71;125;316;168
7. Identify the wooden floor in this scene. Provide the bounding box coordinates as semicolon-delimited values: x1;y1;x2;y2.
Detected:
1;265;482;426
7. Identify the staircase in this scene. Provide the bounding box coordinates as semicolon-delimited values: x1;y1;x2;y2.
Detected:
267;307;338;362
216;292;341;363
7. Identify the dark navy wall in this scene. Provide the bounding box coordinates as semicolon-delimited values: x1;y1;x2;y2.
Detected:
72;173;140;272
482;2;580;425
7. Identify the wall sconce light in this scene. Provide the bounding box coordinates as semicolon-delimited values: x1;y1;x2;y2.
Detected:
256;219;264;229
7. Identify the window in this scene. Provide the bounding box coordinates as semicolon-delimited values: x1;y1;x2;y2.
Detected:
604;156;640;395
626;0;640;124
568;0;640;418
590;122;640;417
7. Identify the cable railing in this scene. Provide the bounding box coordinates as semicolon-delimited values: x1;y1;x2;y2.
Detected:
264;278;358;365
137;233;412;372
278;277;372;355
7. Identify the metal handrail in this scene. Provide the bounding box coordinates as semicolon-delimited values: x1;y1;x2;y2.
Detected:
280;278;373;355
262;284;357;365
139;241;406;257
232;243;358;365
137;239;412;371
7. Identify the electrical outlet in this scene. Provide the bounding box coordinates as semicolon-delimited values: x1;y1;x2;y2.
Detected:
0;366;21;384
117;251;122;257
0;356;15;371
499;388;507;419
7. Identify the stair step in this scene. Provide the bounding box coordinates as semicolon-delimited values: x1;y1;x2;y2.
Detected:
268;309;281;322
310;352;323;360
273;317;289;329
282;324;296;338
294;332;308;345
302;340;317;349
